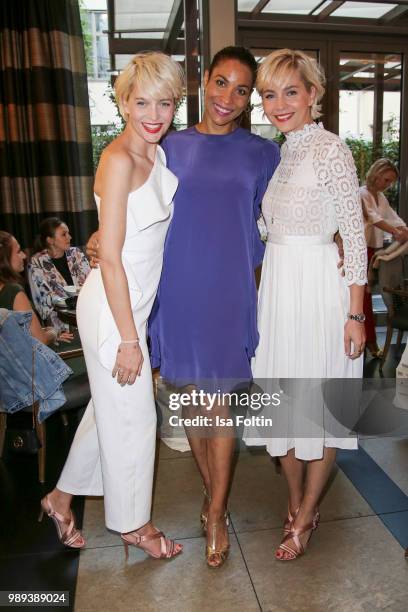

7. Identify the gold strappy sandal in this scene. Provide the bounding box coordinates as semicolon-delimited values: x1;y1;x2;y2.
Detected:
206;514;230;568
200;486;211;533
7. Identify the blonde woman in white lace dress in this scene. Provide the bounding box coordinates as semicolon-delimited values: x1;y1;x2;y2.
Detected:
244;50;367;560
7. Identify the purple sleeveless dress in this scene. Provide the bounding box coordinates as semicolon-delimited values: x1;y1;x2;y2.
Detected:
149;126;280;389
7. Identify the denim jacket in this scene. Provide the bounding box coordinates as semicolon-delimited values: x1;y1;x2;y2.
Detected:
0;309;72;422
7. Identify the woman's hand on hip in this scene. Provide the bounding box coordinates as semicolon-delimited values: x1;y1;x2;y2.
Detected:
344;320;366;359
86;231;101;268
112;342;144;386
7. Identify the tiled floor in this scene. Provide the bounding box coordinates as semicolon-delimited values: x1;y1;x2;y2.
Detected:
1;344;408;612
73;439;408;612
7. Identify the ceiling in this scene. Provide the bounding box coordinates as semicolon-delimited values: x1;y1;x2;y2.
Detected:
238;1;407;20
106;0;408;70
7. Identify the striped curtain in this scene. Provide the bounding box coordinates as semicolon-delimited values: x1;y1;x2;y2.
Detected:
0;0;96;248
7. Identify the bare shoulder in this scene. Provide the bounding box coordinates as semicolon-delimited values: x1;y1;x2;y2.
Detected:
95;139;134;195
13;289;33;312
99;141;134;176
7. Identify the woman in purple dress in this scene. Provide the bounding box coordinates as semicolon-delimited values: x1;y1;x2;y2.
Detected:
149;47;280;567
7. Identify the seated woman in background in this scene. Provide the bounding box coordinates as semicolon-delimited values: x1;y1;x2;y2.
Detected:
28;217;90;333
361;159;408;358
0;230;61;344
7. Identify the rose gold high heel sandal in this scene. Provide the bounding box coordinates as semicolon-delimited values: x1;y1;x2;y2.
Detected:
121;529;183;561
206;514;230;568
275;521;315;561
275;509;320;561
283;507;299;536
284;507;319;535
200;486;211;533
38;495;85;549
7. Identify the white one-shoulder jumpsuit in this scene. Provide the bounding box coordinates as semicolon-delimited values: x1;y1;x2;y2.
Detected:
58;147;177;533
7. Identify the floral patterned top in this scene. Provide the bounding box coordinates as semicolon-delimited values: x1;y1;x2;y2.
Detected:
28;247;90;332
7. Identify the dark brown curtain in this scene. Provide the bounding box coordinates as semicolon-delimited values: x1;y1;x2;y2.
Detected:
0;0;97;248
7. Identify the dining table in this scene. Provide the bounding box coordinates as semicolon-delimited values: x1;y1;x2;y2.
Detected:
54;295;78;329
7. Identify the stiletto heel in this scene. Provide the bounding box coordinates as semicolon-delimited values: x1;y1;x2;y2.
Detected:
200;486;230;536
39;495;85;549
121;528;183;560
200;486;211;533
313;508;320;530
283;506;299;536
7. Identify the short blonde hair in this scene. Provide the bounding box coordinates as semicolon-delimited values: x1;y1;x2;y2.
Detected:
366;158;399;190
115;51;185;121
256;49;326;120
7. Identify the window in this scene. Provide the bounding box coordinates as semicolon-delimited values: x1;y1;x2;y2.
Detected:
88;11;110;80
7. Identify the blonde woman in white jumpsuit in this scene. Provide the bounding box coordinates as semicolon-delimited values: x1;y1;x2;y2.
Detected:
39;52;184;560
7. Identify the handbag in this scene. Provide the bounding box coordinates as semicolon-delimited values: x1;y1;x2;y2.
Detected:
5;347;42;455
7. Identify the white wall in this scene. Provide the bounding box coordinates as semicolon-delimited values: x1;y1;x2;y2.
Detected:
82;0;107;10
339;90;400;140
88;81;121;126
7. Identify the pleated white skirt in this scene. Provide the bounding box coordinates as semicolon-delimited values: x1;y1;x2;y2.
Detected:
244;234;361;460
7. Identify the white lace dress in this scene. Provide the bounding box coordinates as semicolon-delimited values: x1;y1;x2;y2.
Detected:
244;123;367;460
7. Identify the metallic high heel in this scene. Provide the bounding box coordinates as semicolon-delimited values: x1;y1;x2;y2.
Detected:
200;486;211;533
275;521;315;561
121;528;183;561
283;506;299;536
206;514;230;568
39;495;85;549
275;509;320;561
313;508;320;530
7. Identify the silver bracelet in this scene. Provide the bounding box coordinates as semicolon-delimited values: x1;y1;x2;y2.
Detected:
118;339;140;352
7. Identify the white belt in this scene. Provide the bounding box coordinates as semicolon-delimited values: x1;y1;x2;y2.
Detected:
267;233;334;246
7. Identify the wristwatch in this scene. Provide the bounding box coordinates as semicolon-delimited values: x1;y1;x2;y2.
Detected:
347;312;366;323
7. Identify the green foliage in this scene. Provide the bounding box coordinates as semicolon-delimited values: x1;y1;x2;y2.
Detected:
108;87;126;128
91;95;187;171
79;0;94;76
272;132;285;147
91;125;121;170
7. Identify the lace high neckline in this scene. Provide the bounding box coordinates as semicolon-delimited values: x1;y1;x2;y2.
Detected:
285;121;323;143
